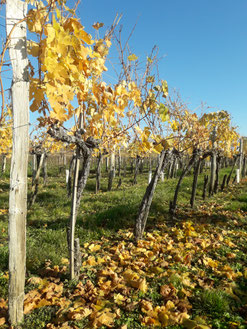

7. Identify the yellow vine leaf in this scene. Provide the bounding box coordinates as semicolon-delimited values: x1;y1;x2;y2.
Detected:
27;40;39;57
92;309;116;327
128;54;138;61
92;22;104;30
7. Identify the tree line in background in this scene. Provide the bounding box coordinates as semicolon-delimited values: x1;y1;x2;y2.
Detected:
0;0;244;325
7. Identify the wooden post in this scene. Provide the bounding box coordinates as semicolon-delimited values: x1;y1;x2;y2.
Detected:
69;114;82;280
160;171;164;182
67;153;76;197
209;128;216;196
29;153;45;207
236;169;240;184
43;154;48;186
74;238;82;279
1;155;7;173
239;137;243;180
7;0;29;324
117;149;121;177
32;153;37;185
108;150;115;191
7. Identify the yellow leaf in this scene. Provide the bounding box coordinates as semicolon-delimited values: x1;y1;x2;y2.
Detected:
128;54;138;61
153;143;163;153
27;40;39;57
88;244;101;252
165;300;175;310
114;293;125;305
93;309;116;327
171;120;179;131
56;8;61;19
142;316;161;327
159;104;169;122
36;298;51;308
137;278;148;293
105;38;112;47
123;269;139;282
44;24;56;44
27;276;43;286
150;266;164;274
86;256;97;266
61;257;69;265
67;307;92;320
161;80;168;98
92;22;104;30
0;317;6;326
203;257;218;268
158;311;169;326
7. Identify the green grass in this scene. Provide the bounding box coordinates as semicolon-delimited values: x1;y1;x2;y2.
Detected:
21;305;59;329
193;289;231;315
1;160;247;328
0;163;245;274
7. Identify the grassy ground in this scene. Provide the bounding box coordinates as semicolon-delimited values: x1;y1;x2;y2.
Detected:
0;161;247;328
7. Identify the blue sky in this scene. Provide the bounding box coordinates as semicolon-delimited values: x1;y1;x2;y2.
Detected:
76;0;247;136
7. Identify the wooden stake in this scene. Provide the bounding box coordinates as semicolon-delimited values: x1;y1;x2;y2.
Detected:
7;0;29;324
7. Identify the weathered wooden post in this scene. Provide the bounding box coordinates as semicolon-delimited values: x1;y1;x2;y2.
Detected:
1;154;7;173
239;137;243;180
69;113;83;280
108;149;115;191
6;0;29;324
32;153;37;185
209;127;216;196
236;169;240;184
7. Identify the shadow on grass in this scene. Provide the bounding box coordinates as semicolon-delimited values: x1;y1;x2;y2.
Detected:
35;191;63;203
27;217;69;230
84;180;97;192
0;194;9;205
82;203;137;231
0;181;9;190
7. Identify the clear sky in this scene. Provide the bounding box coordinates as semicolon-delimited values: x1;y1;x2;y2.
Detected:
75;0;247;136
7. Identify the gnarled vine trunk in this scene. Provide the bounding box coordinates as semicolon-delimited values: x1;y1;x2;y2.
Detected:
135;150;168;241
133;155;141;185
48;125;98;279
29;152;45;207
95;152;102;193
169;149;199;218
190;157;202;208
